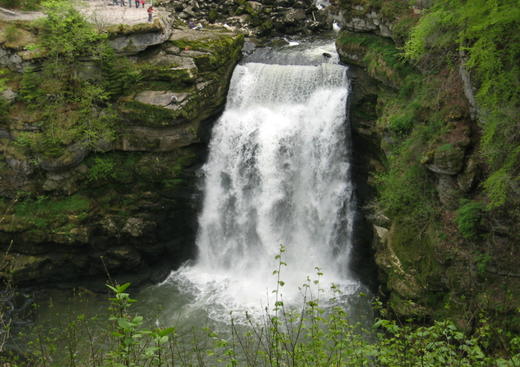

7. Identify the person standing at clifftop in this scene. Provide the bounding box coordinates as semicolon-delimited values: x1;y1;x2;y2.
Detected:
147;5;154;22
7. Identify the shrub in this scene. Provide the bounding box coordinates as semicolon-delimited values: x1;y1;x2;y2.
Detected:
16;1;117;158
388;109;414;134
87;156;116;182
483;168;510;209
455;199;484;239
15;257;520;366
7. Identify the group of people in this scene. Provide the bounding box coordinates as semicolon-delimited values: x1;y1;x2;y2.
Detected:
111;0;155;21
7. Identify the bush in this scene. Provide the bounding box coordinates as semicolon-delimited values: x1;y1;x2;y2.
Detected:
87;156;116;182
455;200;484;239
16;1;117;158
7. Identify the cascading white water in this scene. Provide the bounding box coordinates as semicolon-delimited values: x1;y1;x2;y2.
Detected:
166;42;360;320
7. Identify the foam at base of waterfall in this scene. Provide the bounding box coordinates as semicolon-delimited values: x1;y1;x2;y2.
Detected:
166;264;361;323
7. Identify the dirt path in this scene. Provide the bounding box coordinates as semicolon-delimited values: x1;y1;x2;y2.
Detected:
0;6;44;21
0;0;157;25
80;0;154;26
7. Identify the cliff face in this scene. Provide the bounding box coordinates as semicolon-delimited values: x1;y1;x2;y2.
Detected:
0;15;243;286
335;0;519;332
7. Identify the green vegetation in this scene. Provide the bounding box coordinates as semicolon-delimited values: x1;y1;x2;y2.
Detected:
337;31;413;88
339;0;519;327
87;155;116;182
13;194;90;229
101;48;142;100
8;251;520;366
455;200;484;239
17;0;117;159
404;0;520;210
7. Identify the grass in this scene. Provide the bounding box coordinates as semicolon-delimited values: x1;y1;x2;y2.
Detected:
14;194;90;229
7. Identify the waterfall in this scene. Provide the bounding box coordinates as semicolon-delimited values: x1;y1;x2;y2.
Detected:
166;42;360;319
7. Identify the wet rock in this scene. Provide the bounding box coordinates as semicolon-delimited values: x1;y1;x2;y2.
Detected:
107;247;142;268
0;254;51;283
117;125;199;151
283;8;306;23
42;165;88;194
373;224;424;300
345;17;378;33
459;54;480;120
247;1;263;11
0;24;242;287
164;45;181;54
49;226;90;244
101;217;120;238
0;47;25;71
0;128;10;139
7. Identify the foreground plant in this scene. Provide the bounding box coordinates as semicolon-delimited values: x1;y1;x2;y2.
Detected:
5;248;520;366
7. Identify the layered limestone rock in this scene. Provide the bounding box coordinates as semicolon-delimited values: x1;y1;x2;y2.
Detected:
0;17;243;286
0;21;40;71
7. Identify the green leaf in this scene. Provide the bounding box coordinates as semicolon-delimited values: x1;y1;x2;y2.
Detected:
117;318;133;330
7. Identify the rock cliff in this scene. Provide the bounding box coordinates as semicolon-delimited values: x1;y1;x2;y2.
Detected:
0;14;243;286
335;0;519;333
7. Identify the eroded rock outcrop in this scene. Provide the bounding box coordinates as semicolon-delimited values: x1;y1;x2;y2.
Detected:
0;17;243;286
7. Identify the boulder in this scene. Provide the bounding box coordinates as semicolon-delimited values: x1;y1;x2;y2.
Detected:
427;144;465;175
123;217;150;237
5;156;34;176
283;8;306;23
1;87;16;104
109;26;173;54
